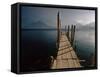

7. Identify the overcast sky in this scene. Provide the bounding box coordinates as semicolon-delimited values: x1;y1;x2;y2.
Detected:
21;6;95;29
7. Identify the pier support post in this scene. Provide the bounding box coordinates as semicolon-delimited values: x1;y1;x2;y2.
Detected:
71;25;73;45
71;25;76;46
67;25;70;40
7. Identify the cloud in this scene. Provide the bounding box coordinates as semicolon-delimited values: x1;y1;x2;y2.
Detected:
76;19;95;26
76;20;84;24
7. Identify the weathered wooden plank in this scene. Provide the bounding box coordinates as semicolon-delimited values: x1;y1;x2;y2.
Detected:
51;32;81;69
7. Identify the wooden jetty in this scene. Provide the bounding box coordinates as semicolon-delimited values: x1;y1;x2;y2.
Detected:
51;12;81;69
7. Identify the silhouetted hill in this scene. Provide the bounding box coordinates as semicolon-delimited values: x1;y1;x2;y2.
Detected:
23;21;56;29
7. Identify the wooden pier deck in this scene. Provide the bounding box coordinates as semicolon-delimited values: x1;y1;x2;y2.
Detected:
51;32;81;69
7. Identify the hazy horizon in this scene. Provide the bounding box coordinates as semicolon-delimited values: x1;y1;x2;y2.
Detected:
21;6;95;29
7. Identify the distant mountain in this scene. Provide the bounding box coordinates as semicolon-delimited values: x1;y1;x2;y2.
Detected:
23;21;56;29
75;22;95;31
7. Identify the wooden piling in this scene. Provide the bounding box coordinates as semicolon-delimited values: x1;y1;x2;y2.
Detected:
65;26;67;35
67;25;70;40
70;25;76;46
72;25;76;46
71;25;73;45
57;12;60;49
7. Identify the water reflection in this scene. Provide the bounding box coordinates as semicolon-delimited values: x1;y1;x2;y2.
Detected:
20;28;95;71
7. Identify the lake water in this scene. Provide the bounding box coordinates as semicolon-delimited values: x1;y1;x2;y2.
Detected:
21;29;95;69
74;29;95;67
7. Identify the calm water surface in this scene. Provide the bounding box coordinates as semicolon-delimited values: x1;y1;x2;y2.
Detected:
21;29;95;67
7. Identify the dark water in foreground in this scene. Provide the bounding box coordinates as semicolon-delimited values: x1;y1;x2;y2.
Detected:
20;29;95;71
20;29;57;72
